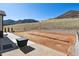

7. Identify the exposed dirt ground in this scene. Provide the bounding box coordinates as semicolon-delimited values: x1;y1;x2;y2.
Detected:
14;30;76;55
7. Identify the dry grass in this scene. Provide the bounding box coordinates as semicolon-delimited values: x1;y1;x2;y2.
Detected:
3;18;79;32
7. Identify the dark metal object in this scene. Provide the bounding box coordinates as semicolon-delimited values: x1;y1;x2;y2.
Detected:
16;37;28;47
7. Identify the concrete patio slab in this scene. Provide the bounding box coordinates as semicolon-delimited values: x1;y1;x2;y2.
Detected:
3;41;67;56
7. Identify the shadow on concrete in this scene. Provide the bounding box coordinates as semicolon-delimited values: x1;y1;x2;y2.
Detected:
2;46;18;53
1;33;35;55
1;37;19;53
20;46;35;54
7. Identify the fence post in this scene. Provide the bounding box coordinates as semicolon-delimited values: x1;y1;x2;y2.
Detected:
4;27;6;32
7;27;10;32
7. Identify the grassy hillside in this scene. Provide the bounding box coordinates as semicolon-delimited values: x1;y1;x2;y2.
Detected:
41;18;79;29
3;22;40;32
3;18;79;32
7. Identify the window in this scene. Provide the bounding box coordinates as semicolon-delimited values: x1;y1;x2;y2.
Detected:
0;15;2;31
0;46;1;51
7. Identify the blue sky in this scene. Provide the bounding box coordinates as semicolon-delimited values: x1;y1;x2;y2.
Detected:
0;3;79;21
